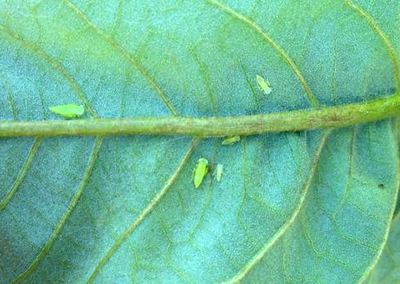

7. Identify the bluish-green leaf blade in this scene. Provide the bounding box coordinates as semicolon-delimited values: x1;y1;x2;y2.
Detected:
0;0;399;284
364;210;400;284
238;123;399;284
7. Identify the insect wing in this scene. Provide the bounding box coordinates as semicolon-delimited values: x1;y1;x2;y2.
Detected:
222;136;240;145
49;104;85;118
193;158;208;188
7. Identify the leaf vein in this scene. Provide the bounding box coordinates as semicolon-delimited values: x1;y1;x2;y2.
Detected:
299;214;360;275
0;67;19;120
0;137;42;214
189;46;219;115
84;138;200;284
219;129;331;284
340;0;400;92
61;0;179;117
9;136;103;284
356;119;400;284
0;24;98;118
205;0;320;109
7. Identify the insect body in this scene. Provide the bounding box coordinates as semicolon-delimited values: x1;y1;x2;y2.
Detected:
49;104;85;119
256;74;272;95
214;164;223;182
193;158;208;188
222;136;240;145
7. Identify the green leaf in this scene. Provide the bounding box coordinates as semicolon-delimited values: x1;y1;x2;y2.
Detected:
395;194;400;217
365;214;400;284
0;1;399;284
229;126;398;284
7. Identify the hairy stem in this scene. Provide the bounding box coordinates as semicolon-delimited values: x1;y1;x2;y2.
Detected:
1;93;400;137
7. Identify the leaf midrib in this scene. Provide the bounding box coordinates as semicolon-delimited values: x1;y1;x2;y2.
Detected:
1;0;399;283
2;92;400;138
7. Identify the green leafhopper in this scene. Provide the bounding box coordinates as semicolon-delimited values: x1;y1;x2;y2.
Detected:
222;136;240;145
256;74;272;95
193;158;208;188
49;104;85;119
214;164;223;182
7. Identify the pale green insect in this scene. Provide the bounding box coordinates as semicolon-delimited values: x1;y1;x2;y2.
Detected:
48;104;85;119
214;164;223;182
256;74;272;95
193;158;208;188
222;136;240;145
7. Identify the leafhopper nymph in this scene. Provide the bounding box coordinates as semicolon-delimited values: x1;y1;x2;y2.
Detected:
193;158;209;188
214;164;223;182
49;104;85;119
256;74;272;95
222;136;240;145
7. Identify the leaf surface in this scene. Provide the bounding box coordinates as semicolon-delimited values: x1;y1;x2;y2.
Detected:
0;1;399;284
365;214;400;284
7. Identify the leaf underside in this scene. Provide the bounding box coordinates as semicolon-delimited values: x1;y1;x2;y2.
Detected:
0;1;399;284
365;214;400;284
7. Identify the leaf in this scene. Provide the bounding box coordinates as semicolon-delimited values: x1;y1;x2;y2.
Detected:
0;1;399;284
228;125;399;284
365;214;400;284
396;194;400;217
